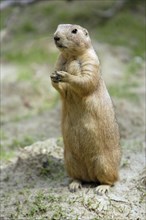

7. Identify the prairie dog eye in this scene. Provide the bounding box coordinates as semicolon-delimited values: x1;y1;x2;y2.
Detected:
72;29;78;34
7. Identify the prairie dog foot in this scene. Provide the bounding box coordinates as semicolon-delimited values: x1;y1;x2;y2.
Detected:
69;180;82;192
95;185;110;195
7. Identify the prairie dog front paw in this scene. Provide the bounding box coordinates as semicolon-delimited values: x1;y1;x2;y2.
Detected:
50;71;62;83
50;71;69;83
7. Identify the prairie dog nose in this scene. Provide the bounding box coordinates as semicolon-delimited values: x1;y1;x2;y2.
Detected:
54;36;60;42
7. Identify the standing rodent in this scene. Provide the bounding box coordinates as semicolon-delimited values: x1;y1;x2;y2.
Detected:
50;24;121;194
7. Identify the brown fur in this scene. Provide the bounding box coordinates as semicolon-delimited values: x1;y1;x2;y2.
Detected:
50;24;121;193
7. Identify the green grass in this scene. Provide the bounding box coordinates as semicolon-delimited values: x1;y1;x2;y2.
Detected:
3;44;57;65
109;82;139;102
1;1;145;64
17;68;33;81
125;57;144;77
0;148;15;161
8;189;75;220
109;76;140;102
10;136;35;149
121;139;144;152
41;3;57;15
0;135;35;161
108;54;143;102
94;10;145;58
18;21;37;34
0;130;7;140
26;192;47;218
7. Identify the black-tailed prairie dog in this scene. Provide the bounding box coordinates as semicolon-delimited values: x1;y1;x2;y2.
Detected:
50;24;121;194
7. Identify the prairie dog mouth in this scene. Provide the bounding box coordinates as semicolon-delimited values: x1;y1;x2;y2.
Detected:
55;41;67;49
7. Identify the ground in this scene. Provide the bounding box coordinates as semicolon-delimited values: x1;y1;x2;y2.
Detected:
0;138;145;220
1;41;145;220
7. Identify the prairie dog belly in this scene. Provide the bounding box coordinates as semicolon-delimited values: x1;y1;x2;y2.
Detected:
66;60;81;75
63;114;99;181
62;91;118;181
62;97;100;156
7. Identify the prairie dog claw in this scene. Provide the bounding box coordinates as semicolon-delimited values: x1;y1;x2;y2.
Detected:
69;180;82;192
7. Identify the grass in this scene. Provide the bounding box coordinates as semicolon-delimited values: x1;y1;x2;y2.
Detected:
3;43;58;65
108;54;143;102
7;189;77;220
94;10;145;58
17;21;37;34
121;139;144;151
0;130;7;140
0;148;15;161
26;192;47;218
17;68;33;81
0;135;35;161
109;81;139;102
1;1;145;64
10;136;35;148
39;156;65;181
125;57;144;77
1;187;118;220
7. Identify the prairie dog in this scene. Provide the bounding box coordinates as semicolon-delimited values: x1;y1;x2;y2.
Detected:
50;24;121;194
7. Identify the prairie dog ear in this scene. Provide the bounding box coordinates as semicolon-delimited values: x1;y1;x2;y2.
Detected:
83;28;88;36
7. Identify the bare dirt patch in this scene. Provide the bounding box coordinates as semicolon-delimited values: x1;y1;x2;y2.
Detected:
0;139;145;220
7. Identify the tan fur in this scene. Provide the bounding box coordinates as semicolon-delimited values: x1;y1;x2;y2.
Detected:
50;24;121;193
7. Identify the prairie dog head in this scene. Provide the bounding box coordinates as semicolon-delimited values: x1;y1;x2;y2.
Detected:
54;24;92;54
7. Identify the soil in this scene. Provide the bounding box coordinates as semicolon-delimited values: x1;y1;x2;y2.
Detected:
0;42;145;220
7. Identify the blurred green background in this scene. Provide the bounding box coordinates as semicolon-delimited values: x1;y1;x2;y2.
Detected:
0;0;145;160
